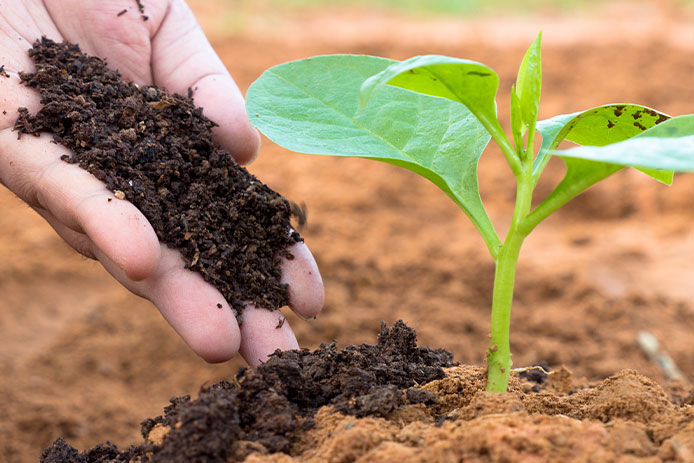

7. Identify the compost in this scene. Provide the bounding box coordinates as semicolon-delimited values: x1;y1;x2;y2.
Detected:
14;38;300;318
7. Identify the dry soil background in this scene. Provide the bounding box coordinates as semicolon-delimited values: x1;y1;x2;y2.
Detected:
2;1;694;462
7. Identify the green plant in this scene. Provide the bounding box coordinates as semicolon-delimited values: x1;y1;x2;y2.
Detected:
245;33;694;392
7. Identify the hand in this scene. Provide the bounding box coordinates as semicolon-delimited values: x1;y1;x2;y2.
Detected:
0;0;324;365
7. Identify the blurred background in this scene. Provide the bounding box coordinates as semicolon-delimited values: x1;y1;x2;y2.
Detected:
3;1;694;461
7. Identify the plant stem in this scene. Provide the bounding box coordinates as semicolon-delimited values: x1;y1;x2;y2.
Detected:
486;165;533;392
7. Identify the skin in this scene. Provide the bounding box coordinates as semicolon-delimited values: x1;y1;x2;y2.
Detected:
0;0;324;365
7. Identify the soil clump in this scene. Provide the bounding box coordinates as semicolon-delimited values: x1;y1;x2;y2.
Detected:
14;38;300;318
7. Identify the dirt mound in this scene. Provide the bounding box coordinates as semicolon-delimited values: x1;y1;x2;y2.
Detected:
41;327;693;463
40;322;454;462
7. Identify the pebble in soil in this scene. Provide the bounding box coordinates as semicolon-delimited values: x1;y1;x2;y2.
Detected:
14;37;300;319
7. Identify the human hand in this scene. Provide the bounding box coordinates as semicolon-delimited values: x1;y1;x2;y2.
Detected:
0;0;324;365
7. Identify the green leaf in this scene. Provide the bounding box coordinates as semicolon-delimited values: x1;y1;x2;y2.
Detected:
359;54;519;173
515;32;542;129
533;104;672;184
246;54;501;254
521;104;672;233
556;115;694;171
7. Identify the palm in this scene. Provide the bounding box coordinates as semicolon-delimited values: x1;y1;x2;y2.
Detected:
0;0;324;365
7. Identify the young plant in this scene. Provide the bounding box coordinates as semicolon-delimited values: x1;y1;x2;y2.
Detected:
245;33;694;393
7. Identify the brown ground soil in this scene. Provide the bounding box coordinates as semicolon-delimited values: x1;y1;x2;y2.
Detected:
2;2;694;462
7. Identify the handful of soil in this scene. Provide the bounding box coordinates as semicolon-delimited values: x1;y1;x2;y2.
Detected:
14;38;301;319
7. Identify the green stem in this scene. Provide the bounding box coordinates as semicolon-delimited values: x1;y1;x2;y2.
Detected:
486;166;533;392
477;219;502;261
523;121;537;162
475;114;522;176
519;167;617;236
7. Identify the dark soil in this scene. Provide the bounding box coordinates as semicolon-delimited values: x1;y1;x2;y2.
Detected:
14;38;300;319
135;0;148;21
40;321;454;463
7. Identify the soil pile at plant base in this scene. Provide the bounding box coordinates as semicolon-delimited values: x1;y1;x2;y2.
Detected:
40;321;455;463
39;321;693;463
14;38;300;317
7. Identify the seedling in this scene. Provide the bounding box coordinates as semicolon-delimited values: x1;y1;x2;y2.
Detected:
246;33;694;393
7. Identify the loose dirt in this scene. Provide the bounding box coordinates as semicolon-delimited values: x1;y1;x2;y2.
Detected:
41;322;454;462
40;323;694;463
15;38;299;318
2;3;694;463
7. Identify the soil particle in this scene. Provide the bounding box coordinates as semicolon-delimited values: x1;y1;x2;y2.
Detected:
116;9;127;17
0;64;9;77
14;38;300;319
404;387;438;405
135;0;148;20
40;321;453;463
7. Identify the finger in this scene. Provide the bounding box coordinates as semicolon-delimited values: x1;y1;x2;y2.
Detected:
43;197;302;366
282;241;324;320
94;244;242;363
0;130;160;281
32;206;96;259
150;0;260;164
239;307;299;366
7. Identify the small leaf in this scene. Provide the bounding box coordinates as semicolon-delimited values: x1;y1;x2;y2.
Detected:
534;104;672;184
359;55;513;159
247;54;501;253
523;104;672;232
515;32;542;129
555;115;694;171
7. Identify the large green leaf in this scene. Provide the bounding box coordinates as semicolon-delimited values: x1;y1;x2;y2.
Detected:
359;55;517;171
246;54;500;253
556;115;694;170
